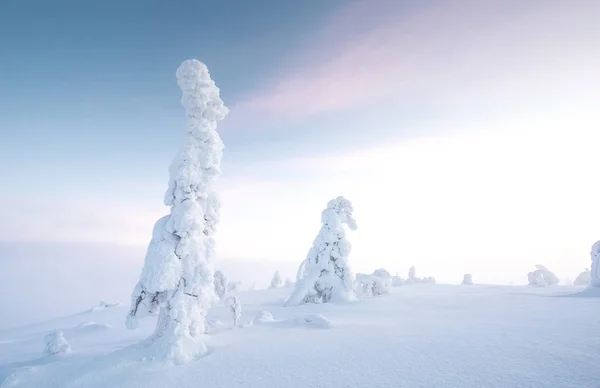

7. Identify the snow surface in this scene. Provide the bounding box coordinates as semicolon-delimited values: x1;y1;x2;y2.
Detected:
1;285;599;388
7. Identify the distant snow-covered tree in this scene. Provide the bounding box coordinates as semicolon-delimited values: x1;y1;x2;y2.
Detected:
355;269;393;298
214;270;228;300
44;331;71;356
227;296;242;328
270;271;283;289
284;278;295;288
462;274;473;285
574;268;591;286
286;196;357;305
422;277;436;284
392;273;405;286
228;280;242;293
528;265;559;287
408;266;417;281
591;241;600;287
125;59;228;364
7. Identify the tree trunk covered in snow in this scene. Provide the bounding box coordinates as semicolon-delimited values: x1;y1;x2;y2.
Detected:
286;196;357;305
126;59;228;364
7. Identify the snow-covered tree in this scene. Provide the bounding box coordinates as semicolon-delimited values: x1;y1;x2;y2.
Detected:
527;265;559;287
286;196;357;305
44;331;71;356
227;296;242;328
228;281;242;292
284;278;295;288
574;268;591;286
355;269;393;298
408;266;417;281
269;271;283;289
591;241;600;287
125;59;228;364
422;276;436;284
214;270;228;300
392;273;405;286
461;274;473;285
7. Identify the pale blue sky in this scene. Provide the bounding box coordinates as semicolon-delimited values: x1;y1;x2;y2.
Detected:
1;0;599;326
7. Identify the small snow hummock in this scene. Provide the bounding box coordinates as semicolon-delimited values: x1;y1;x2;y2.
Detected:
214;270;228;300
461;274;473;285
226;296;242;328
591;241;600;287
88;301;119;313
253;310;275;324
528;265;560;287
574;268;591;286
405;266;435;285
44;330;71;356
286;196;358;306
269;271;283;289
125;59;228;365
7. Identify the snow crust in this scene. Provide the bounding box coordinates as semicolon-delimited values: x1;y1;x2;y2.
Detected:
2;285;600;388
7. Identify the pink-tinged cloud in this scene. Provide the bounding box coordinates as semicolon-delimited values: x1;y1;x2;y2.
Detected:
233;0;600;121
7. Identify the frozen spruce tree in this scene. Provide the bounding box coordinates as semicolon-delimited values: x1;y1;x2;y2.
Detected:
44;330;71;356
270;271;283;289
125;59;228;364
591;241;600;287
286;196;357;305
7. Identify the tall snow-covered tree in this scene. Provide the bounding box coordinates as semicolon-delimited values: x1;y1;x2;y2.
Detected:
591;241;600;287
270;271;283;289
286;196;357;305
125;59;228;364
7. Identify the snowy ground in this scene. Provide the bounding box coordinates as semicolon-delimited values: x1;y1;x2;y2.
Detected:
1;285;599;388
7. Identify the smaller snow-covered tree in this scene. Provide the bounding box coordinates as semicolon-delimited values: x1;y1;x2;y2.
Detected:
44;331;71;355
392;274;405;286
270;271;283;289
355;269;392;298
462;274;473;285
214;270;228;300
573;269;591;286
284;278;295;288
408;266;417;281
286;196;358;305
528;265;559;286
422;276;436;284
226;296;242;327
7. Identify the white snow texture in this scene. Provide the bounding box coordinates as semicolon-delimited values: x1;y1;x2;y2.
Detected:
356;269;393;297
287;196;357;305
125;59;228;364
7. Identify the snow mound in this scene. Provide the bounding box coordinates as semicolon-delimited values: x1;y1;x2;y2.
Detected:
86;301;120;313
288;314;332;329
253;310;275;324
44;331;71;356
70;322;112;334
